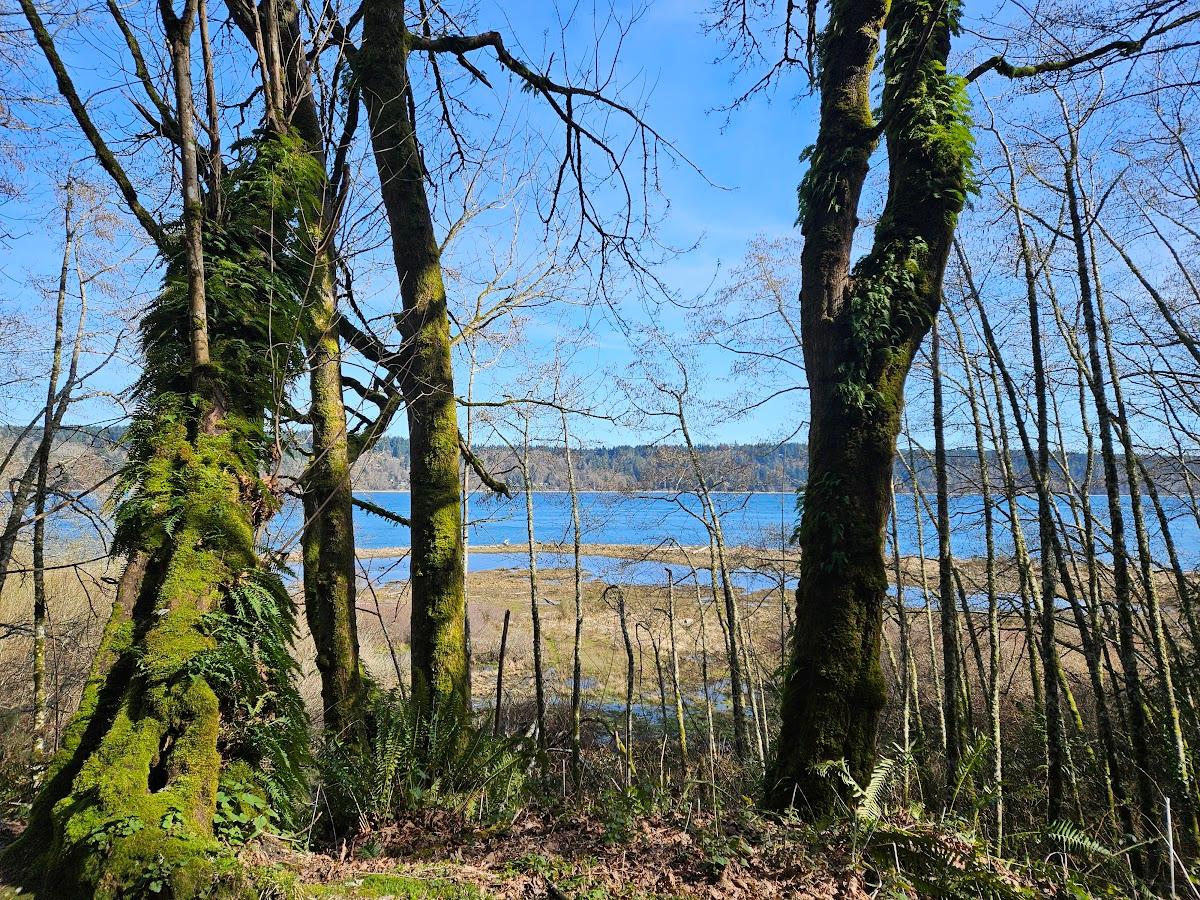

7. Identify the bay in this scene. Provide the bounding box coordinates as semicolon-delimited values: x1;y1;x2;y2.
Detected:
263;490;1200;590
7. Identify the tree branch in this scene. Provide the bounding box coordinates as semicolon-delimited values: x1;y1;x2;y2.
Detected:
966;9;1200;83
458;430;511;497
352;495;410;527
18;0;170;251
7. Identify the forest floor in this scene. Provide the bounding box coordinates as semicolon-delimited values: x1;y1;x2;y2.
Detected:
264;812;1064;899
0;544;1152;898
0;802;1053;898
239;806;897;899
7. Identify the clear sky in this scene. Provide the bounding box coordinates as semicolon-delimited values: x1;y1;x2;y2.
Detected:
1;0;821;448
6;0;1155;453
430;0;820;445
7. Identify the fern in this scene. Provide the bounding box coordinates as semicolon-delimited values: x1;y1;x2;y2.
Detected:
813;752;904;821
319;691;530;830
949;736;991;813
872;819;1038;899
1047;820;1116;860
860;756;897;820
195;570;310;827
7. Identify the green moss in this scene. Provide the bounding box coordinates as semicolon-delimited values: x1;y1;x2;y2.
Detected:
24;387;283;898
305;874;484;899
7;130;321;899
408;393;468;715
2;602;135;872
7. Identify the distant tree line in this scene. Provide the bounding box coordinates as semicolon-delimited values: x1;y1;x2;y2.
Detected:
7;425;1192;495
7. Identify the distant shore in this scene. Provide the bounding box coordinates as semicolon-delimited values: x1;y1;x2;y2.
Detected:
358;489;801;496
356;541;797;570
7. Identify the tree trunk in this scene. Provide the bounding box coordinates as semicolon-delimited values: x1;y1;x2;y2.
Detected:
356;4;468;714
225;0;369;743
907;438;947;748
8;7;251;889
611;586;635;789
519;427;547;748
970;253;1133;844
1086;185;1196;837
931;323;966;782
767;0;972;810
665;570;689;774
32;195;77;758
563;412;585;784
1065;154;1158;848
678;399;749;759
10;2;310;895
284;6;367;742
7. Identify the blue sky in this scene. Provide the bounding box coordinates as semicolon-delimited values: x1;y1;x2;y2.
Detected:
431;0;819;445
12;0;1157;453
5;0;1193;473
1;0;820;447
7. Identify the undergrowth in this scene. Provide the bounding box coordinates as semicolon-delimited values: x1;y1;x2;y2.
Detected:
317;691;531;833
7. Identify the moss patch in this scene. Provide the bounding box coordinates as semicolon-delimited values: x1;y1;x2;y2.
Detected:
305;873;484;899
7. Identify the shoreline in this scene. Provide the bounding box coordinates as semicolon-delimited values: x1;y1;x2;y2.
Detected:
350;542;1194;588
356;541;797;567
359;489;801;496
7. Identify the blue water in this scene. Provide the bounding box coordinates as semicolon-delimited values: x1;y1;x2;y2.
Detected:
262;490;1200;587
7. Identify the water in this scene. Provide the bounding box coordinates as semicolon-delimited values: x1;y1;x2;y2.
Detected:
264;489;1200;586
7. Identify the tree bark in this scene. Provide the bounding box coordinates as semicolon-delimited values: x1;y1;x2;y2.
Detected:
931;323;966;782
563;412;586;784
9;2;310;894
32;194;76;758
226;0;369;743
356;2;468;714
766;0;973;811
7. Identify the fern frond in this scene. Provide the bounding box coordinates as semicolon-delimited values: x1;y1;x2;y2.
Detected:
1046;820;1117;860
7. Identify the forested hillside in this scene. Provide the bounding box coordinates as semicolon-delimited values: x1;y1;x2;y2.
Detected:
8;426;1191;493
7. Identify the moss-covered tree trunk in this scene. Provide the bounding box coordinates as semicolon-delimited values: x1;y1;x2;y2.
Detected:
7;2;313;895
8;439;255;899
4;6;258;892
764;0;973;812
356;2;468;714
300;275;368;739
225;0;370;744
5;223;312;900
266;0;368;743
